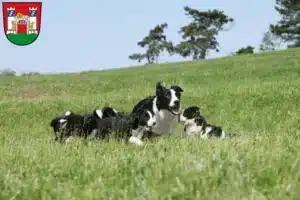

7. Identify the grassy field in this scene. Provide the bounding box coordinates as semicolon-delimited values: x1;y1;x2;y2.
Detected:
6;33;38;46
1;48;300;199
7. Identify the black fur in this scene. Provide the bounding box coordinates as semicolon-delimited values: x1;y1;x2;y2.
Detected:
95;109;154;143
131;82;183;136
94;114;139;141
57;107;119;142
82;107;120;136
182;106;201;120
50;111;74;141
132;82;183;114
59;114;86;142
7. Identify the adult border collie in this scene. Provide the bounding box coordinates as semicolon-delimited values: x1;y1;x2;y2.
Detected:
131;82;183;137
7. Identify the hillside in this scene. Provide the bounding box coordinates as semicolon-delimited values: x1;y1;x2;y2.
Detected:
1;48;300;199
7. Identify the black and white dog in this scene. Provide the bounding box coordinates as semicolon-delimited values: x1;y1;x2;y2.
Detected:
50;110;75;141
131;82;183;138
57;107;119;143
179;106;225;139
94;109;156;146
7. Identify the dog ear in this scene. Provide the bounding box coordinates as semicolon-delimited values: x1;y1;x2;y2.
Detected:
156;81;164;96
170;85;184;93
194;106;200;112
191;106;200;116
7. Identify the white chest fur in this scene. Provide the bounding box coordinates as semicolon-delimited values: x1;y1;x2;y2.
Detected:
184;125;213;139
152;98;178;135
184;124;203;137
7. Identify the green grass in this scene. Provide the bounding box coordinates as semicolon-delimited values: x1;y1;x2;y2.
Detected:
1;48;300;199
6;33;38;46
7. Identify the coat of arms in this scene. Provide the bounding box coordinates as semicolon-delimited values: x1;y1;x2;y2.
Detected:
2;2;42;46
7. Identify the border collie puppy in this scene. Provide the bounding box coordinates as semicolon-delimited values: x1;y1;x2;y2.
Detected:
131;82;183;137
58;107;119;143
95;109;156;146
82;107;122;139
85;107;120;120
180;106;225;139
50;110;74;141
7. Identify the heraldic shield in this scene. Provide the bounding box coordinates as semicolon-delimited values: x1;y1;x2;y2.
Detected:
2;2;42;46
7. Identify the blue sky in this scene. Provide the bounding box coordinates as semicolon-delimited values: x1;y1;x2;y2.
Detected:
0;0;282;74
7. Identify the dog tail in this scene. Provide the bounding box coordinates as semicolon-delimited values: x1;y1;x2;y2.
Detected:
64;110;73;116
221;129;226;139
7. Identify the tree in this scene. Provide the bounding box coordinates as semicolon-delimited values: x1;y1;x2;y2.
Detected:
288;40;300;48
0;68;16;76
235;46;254;55
176;6;234;60
270;0;300;47
129;23;174;64
22;72;40;76
259;31;282;51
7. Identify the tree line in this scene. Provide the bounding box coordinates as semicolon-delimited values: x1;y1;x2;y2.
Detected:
129;1;300;64
0;68;40;76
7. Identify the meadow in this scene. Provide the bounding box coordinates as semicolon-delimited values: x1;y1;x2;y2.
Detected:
1;48;300;199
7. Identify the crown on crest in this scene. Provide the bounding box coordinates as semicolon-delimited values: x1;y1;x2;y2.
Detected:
29;7;38;11
7;7;15;10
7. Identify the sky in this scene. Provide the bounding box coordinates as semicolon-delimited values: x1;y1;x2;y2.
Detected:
0;0;282;74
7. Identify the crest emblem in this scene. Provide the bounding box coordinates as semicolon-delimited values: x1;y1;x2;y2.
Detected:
2;2;42;46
